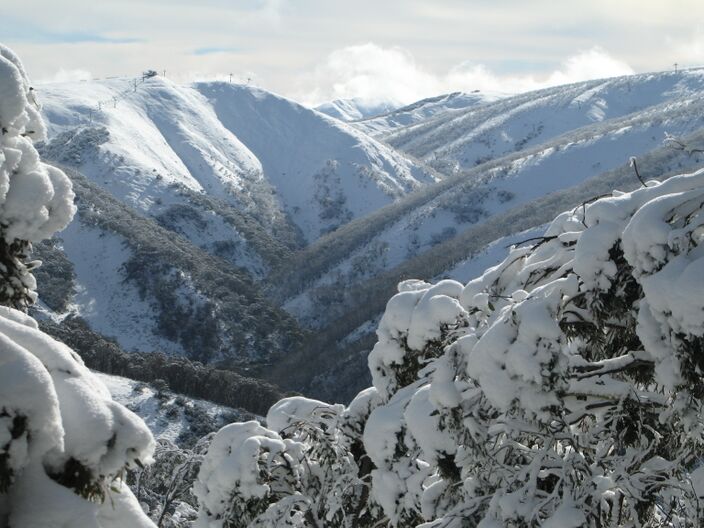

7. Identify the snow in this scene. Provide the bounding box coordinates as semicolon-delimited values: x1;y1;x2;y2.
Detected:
366;166;704;523
282;71;704;329
404;384;456;464
37;77;437;248
442;225;547;283
266;396;343;435
29;76;449;358
15;49;704;525
198;163;704;526
315;97;400;122
37;77;285;279
96;372;241;445
58;221;185;355
39;77;262;207
362;381;428;524
386;69;704;171
0;309;63;484
0;305;155;527
33;69;704;386
193;421;302;527
8;465;153;528
352;91;505;137
0;53;75;245
196;82;438;241
0;56;27;132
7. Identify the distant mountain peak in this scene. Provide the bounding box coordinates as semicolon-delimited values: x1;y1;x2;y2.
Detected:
314;97;402;122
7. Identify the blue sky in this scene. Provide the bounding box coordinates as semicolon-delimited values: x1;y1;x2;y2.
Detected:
6;0;704;104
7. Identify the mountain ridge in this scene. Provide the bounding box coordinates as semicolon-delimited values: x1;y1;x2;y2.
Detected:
32;68;704;403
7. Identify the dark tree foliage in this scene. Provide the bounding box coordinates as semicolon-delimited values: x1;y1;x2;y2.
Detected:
30;238;76;312
39;317;288;416
0;237;36;310
59;167;307;366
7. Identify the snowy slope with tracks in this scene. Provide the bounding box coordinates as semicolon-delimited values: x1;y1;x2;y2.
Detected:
39;78;438;246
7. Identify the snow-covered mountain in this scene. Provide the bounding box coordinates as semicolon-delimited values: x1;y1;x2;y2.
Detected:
315;97;400;122
384;70;704;173
38;78;437;245
352;90;505;137
31;77;442;368
277;75;704;323
31;69;704;403
195;83;438;241
34;167;303;367
98;373;247;447
262;70;704;400
272;131;704;401
39;79;296;278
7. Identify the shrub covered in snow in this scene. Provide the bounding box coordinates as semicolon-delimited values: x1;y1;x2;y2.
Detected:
197;167;704;527
0;44;155;527
193;396;385;527
0;308;156;527
131;438;210;527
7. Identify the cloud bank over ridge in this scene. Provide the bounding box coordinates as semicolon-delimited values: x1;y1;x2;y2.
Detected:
297;43;634;106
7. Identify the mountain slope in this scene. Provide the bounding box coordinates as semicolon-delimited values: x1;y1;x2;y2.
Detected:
38;77;439;259
384;70;704;173
39;79;298;278
98;373;246;445
38;166;304;369
315;97;400;121
33;70;704;404
33;78;441;365
272;82;704;318
262;71;704;400
277;130;704;401
352;90;504;137
196;82;439;241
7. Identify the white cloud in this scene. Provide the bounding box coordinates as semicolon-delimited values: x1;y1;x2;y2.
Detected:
260;0;284;24
446;47;633;94
7;0;704;101
545;47;634;85
299;43;441;106
298;43;634;106
36;68;92;84
667;28;704;68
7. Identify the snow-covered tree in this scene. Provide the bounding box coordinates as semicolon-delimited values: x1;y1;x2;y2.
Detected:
193;396;385;527
197;166;704;527
0;44;156;527
132;437;210;527
0;44;74;309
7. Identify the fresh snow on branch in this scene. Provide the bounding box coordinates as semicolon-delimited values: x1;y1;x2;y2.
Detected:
197;166;704;527
0;307;156;527
0;44;74;244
